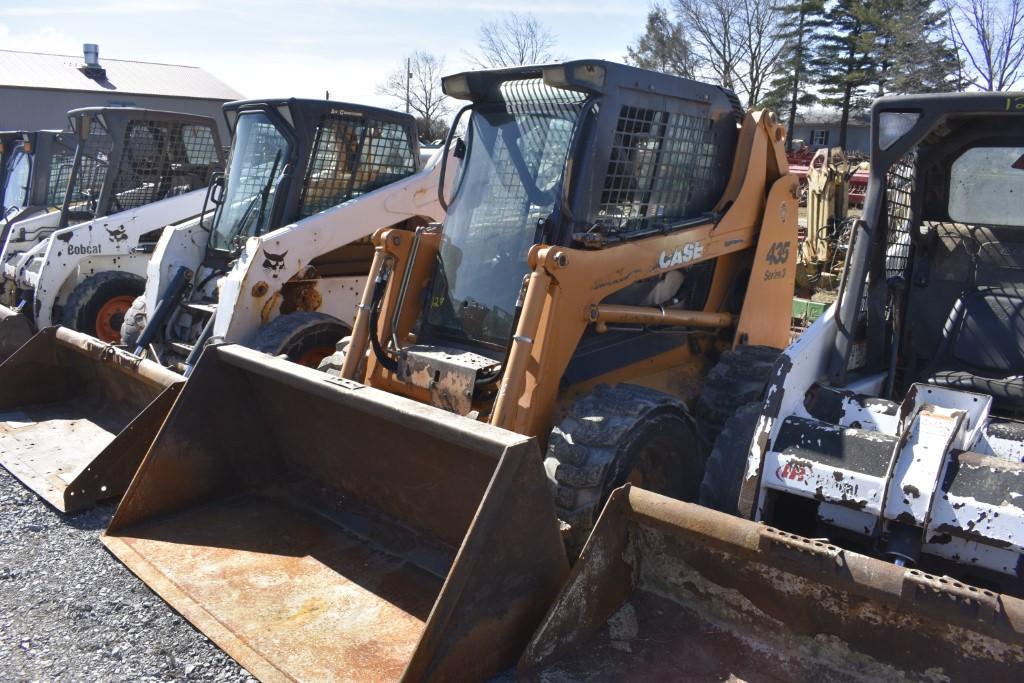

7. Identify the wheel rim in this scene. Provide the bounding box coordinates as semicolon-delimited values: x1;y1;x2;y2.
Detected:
283;324;345;368
94;295;134;342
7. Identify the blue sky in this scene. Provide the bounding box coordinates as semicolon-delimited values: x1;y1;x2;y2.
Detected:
0;1;652;108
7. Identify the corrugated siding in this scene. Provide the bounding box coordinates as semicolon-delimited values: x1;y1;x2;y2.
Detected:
0;50;243;100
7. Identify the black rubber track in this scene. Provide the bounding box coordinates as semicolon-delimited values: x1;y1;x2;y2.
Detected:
543;383;701;556
694;345;779;445
698;401;762;514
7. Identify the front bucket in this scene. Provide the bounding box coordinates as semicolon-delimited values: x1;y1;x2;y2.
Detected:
102;344;569;682
520;486;1024;681
0;303;35;362
0;327;183;512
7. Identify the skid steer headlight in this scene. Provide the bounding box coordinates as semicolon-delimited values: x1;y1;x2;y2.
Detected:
879;112;920;150
442;74;472;100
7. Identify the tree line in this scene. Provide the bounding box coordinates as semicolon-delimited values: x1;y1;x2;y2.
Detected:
628;0;1023;148
380;4;1023;148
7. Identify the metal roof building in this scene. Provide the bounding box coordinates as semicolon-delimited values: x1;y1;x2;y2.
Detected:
0;45;243;139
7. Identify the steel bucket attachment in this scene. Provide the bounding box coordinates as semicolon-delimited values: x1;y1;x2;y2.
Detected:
0;326;183;512
102;344;569;683
0;303;35;362
520;486;1024;682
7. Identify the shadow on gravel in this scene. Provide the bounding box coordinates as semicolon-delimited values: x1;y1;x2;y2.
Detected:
64;503;117;532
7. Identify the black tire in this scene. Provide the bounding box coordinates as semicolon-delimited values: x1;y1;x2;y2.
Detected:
544;384;702;556
61;271;145;343
694;345;779;445
119;295;147;349
248;312;349;367
316;335;368;378
698;402;761;514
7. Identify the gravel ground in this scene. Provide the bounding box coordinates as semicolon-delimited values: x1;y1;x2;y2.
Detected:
0;467;257;682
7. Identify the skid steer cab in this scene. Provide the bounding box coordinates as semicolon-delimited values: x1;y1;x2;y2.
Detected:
123;98;447;373
2;131;74;229
524;92;1024;679
0;107;225;356
0;129;77;262
322;59;799;550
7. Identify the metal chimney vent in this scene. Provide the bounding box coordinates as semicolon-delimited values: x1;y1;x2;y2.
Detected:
80;43;106;80
83;43;100;66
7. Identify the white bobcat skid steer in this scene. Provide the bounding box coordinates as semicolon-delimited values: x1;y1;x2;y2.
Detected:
721;93;1024;597
125;98;451;372
0;106;224;351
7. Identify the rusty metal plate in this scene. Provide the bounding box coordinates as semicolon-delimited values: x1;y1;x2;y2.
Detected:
0;327;182;512
397;345;500;415
105;494;441;683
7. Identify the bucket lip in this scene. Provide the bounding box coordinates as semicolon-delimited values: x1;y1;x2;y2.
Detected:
210;342;537;454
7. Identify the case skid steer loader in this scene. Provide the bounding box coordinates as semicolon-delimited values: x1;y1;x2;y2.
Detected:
520;93;1024;680
101;60;797;680
0;107;225;357
121;98;444;373
0;99;445;515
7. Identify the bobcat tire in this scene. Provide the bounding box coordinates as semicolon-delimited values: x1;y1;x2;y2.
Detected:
698;401;762;514
695;345;779;445
62;271;145;344
248;312;348;368
119;295;147;350
543;383;702;557
317;336;350;376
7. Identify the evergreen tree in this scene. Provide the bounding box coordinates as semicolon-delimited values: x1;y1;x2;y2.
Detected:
810;0;879;149
765;0;827;150
875;0;958;94
625;6;696;78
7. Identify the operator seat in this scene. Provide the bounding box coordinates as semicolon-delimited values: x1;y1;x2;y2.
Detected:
925;232;1024;410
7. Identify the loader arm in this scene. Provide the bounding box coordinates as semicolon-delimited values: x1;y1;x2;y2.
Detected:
213;148;454;342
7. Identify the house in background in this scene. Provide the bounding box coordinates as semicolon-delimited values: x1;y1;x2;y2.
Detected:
790;110;871;156
0;45;242;140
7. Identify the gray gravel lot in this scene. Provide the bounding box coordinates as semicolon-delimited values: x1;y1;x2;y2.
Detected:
0;467;256;682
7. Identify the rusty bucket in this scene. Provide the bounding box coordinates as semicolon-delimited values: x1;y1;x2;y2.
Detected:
520;486;1024;682
0;303;34;362
0;326;183;512
102;343;569;682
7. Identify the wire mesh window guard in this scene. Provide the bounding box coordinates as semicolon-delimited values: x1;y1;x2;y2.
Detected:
598;105;718;233
298;114;418;218
45;141;78;207
67;119;113;222
108;119;220;214
884;148;918;280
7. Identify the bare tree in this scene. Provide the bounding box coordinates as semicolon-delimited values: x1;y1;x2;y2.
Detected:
377;51;453;138
672;0;786;106
673;0;743;91
737;0;787;106
625;5;696;78
947;0;1024;90
467;12;559;68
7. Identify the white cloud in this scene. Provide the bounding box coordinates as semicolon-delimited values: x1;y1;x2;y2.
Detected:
0;1;201;17
0;24;79;54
